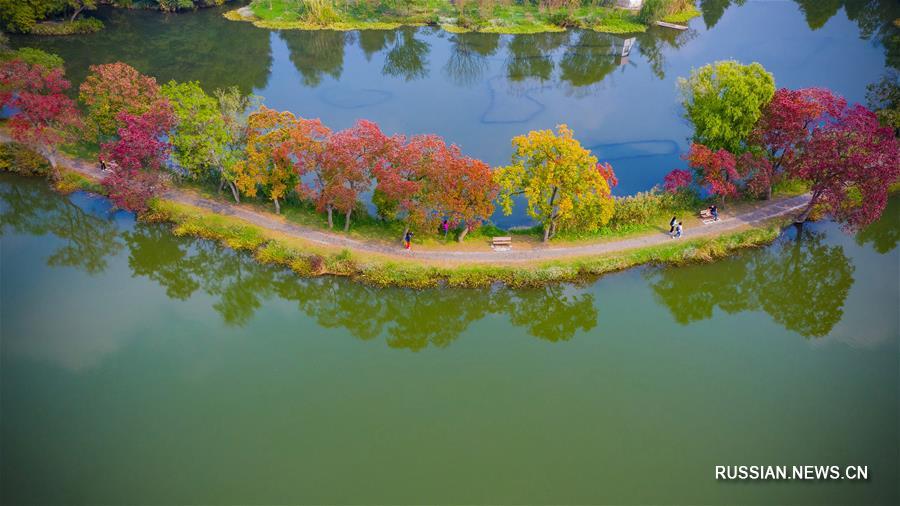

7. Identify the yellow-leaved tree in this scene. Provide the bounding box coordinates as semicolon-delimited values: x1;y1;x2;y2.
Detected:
233;106;329;214
495;124;616;242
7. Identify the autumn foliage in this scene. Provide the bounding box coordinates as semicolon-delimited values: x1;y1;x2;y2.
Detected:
687;143;740;202
671;74;898;230
791;104;900;230
663;168;692;193
79;62;168;140
495;124;615;242
0;59;81;177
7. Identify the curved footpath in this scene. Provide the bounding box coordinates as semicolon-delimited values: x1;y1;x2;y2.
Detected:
32;141;812;264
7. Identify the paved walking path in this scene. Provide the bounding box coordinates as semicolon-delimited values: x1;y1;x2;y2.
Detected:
18;137;811;264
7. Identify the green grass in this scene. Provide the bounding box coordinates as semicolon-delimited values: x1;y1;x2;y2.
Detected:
54;168;105;194
60;140;100;161
228;0;668;34
27;18;103;35
772;178;812;197
143;195;786;289
661;4;701;24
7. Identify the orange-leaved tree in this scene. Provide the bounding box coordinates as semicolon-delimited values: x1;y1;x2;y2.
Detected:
234;106;329;214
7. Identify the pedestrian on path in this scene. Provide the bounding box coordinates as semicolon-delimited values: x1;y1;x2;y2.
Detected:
710;204;719;221
669;215;677;234
674;222;683;239
404;231;413;250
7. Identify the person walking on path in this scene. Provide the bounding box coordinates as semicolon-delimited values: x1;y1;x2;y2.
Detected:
404;231;413;250
674;222;683;239
669;215;677;234
710;205;719;221
442;219;450;237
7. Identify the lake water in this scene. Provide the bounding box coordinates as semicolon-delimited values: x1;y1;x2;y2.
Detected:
3;1;900;502
1;172;898;504
9;1;899;225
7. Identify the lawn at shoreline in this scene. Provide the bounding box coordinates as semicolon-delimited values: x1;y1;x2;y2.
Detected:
226;0;700;34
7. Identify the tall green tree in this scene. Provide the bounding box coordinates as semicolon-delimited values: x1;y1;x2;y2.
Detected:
0;0;64;32
679;60;775;153
215;86;261;203
161;80;229;183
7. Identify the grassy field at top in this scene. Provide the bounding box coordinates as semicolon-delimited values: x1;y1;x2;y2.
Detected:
227;0;699;34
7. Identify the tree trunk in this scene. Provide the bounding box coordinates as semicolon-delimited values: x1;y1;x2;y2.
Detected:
344;209;352;232
218;178;226;193
543;186;559;243
273;197;280;215
403;224;410;238
795;192;820;224
46;151;59;180
228;181;240;203
766;184;772;201
70;6;83;23
458;225;469;242
327;205;333;229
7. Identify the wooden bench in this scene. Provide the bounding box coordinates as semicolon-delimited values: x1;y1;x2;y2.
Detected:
491;236;512;249
699;208;719;224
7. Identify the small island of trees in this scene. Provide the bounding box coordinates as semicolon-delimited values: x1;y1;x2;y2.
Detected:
1;45;898;271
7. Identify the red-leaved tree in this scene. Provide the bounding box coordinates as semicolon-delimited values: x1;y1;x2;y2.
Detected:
0;59;82;178
373;134;445;236
738;151;775;200
663;168;692;193
687;143;740;202
792;104;900;230
100;101;175;212
596;162;618;190
313;120;390;230
79;62;168;140
103;168;163;214
430;143;497;241
752;87;846;199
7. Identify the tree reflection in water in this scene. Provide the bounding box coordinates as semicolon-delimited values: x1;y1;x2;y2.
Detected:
444;33;500;86
855;187;900;254
647;226;856;338
0;178;123;274
3;177;887;347
281;30;348;87
382;28;431;81
506;32;569;83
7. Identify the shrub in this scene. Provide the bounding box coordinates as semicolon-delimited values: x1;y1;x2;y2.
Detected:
298;0;341;25
663;168;693;193
0;47;63;69
28;18;103;35
638;0;691;24
546;9;577;28
0;143;51;177
608;188;700;230
54;169;104;194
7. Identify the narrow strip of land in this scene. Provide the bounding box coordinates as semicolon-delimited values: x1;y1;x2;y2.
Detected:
26;138;811;264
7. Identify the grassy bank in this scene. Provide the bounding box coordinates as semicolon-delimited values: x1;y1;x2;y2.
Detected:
145;197;785;288
1;140;791;288
226;0;700;34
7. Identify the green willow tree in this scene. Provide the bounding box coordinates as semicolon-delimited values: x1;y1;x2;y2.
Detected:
679;60;775;153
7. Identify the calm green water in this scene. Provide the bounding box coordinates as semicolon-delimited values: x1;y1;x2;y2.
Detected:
1;174;898;504
3;1;900;502
10;1;899;225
